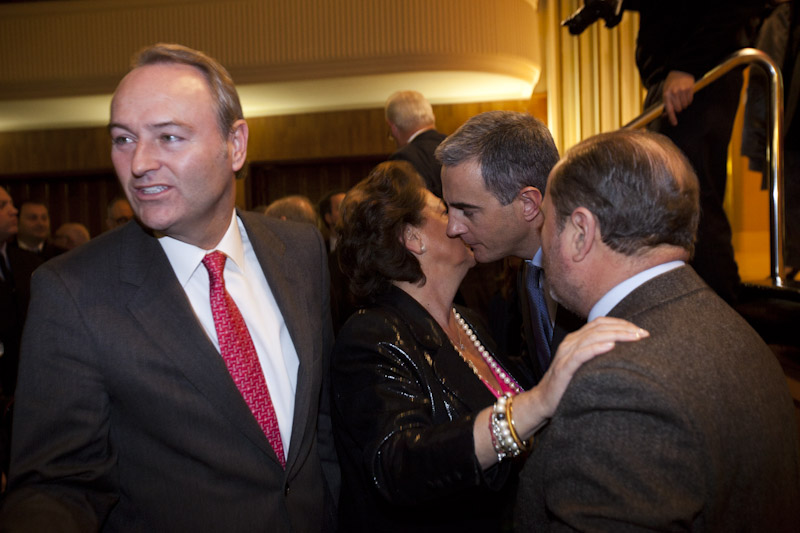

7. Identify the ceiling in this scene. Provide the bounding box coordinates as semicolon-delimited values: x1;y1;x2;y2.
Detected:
0;0;543;132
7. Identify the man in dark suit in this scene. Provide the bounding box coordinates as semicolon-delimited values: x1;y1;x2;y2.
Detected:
0;187;43;483
1;43;338;532
385;90;447;197
0;188;44;397
437;111;582;382
516;129;800;530
623;0;762;304
105;195;134;231
11;199;66;261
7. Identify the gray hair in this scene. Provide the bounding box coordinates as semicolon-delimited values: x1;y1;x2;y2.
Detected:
435;111;559;205
385;90;435;134
263;195;319;226
549;129;700;256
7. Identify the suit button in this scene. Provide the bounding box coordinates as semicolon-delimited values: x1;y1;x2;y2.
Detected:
284;483;290;496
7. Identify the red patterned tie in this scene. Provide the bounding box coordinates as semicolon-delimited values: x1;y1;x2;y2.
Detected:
202;251;286;468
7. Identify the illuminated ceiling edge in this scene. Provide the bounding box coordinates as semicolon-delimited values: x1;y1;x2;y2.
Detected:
0;69;541;133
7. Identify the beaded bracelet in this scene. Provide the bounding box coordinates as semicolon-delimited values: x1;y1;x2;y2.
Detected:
490;394;522;459
490;397;509;461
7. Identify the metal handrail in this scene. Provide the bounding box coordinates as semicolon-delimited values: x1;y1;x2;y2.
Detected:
623;48;786;287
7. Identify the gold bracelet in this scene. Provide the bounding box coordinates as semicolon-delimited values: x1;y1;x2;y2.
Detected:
505;394;532;453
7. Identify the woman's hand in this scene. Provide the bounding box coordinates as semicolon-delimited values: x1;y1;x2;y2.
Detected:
474;317;647;468
514;317;649;439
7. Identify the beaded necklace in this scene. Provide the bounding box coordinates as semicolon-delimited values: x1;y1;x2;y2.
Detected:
451;309;523;398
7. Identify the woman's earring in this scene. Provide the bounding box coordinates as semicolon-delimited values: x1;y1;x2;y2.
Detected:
420;243;426;253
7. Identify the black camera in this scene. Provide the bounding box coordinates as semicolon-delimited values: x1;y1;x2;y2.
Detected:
561;0;624;35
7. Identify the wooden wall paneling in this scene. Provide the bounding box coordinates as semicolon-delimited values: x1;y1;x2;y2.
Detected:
0;97;548;178
247;156;384;211
434;98;548;135
0;127;113;176
246;108;393;163
49;180;69;235
244;97;548;165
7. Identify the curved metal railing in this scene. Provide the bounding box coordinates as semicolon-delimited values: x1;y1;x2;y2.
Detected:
623;48;786;287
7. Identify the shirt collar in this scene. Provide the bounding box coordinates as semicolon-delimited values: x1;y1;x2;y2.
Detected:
406;127;432;144
588;260;685;321
523;248;545;289
158;210;244;287
18;240;43;253
530;247;543;268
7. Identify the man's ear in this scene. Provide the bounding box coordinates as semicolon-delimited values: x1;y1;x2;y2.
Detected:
388;122;402;143
568;207;598;261
229;119;249;172
518;187;543;222
401;224;424;255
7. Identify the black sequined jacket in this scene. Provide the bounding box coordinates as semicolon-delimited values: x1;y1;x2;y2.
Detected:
331;285;536;532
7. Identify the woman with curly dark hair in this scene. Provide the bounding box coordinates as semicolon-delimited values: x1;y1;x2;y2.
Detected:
331;161;646;532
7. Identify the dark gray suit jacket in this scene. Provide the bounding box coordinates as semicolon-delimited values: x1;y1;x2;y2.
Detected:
388;129;447;197
515;266;800;531
1;211;339;532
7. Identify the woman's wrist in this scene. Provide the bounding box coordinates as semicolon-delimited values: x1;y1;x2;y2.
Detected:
474;388;551;469
510;387;550;441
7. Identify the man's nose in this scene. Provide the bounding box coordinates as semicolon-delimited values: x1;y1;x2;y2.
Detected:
131;141;159;177
446;215;465;238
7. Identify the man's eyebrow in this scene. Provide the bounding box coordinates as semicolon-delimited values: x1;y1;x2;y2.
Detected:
107;121;189;132
150;121;189;130
446;200;480;211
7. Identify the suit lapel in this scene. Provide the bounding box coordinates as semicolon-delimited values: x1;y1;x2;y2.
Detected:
238;211;317;468
517;266;546;381
120;222;281;463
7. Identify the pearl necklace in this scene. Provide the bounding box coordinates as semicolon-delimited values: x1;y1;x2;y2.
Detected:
452;309;522;396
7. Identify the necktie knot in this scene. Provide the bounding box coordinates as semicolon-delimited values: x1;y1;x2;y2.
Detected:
526;262;543;289
202;251;227;286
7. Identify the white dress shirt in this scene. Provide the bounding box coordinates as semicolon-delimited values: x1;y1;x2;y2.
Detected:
17;240;42;253
0;242;8;281
158;211;299;449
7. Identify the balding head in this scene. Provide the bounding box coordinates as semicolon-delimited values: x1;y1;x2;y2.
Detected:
548;129;699;256
385;90;435;146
